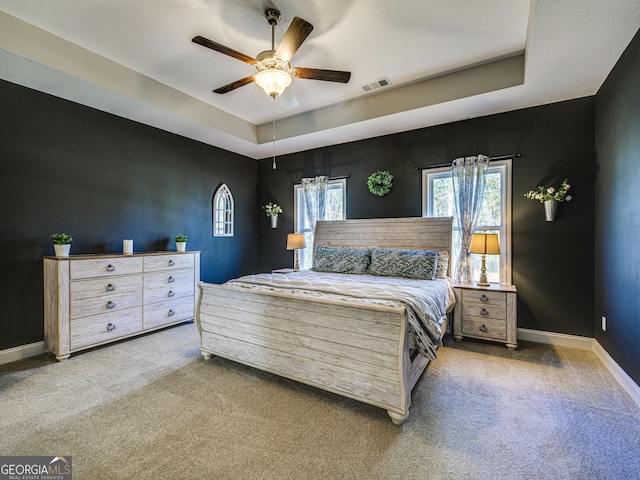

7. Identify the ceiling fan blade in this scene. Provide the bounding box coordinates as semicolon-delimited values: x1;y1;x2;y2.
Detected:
292;68;351;83
275;17;314;62
213;75;256;94
192;35;256;65
281;88;299;108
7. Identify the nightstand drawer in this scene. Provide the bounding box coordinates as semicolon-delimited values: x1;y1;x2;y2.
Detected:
461;317;507;341
462;289;506;307
462;303;506;320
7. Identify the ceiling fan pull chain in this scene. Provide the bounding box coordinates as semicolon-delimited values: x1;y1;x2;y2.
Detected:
272;96;277;170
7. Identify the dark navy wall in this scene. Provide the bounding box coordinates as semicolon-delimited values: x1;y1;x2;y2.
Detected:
0;80;258;350
595;29;640;385
257;98;596;338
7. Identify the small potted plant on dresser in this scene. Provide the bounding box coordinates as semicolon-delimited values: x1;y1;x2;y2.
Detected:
175;234;188;252
51;233;73;257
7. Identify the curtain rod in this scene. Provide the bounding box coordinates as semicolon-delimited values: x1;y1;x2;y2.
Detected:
415;153;521;170
289;174;351;186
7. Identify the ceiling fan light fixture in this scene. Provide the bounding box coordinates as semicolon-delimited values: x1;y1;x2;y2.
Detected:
255;68;292;97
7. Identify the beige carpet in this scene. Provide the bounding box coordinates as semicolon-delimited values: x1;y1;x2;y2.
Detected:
1;323;639;480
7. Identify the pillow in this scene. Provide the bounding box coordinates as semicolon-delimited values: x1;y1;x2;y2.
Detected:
435;250;449;278
312;245;371;274
370;248;438;280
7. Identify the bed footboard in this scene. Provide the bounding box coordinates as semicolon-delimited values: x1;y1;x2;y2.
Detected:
196;281;427;424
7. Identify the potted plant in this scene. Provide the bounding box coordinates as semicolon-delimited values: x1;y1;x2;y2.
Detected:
51;233;73;257
524;179;572;221
175;234;188;252
263;202;283;228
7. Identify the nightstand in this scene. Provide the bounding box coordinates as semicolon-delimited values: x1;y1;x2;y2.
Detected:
453;282;517;349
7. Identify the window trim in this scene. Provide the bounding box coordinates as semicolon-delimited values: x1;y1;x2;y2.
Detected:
421;160;512;284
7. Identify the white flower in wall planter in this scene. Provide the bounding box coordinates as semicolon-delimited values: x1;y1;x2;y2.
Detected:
367;170;394;196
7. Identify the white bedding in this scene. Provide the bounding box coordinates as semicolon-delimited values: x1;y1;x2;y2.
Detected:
225;270;455;360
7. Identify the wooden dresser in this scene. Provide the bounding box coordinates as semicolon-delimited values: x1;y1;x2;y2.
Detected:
453;282;517;349
44;251;200;361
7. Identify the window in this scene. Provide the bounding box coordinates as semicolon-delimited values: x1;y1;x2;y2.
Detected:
213;184;234;237
294;179;346;269
422;160;512;284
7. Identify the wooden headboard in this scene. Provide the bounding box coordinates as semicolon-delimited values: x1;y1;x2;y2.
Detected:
313;217;454;276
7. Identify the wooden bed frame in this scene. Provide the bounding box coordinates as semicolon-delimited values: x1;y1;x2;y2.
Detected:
196;217;453;424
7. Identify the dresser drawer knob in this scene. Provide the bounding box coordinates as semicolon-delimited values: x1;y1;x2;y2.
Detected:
168;260;175;266
479;324;488;333
168;290;175;297
480;294;489;303
106;264;115;272
106;284;115;292
168;276;175;283
480;308;489;317
168;309;175;317
106;322;116;331
106;301;116;309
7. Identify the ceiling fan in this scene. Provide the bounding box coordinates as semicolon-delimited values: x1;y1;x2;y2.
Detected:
192;9;351;98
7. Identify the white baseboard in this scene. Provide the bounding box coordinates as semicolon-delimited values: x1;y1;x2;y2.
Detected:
517;328;594;350
592;341;640;409
517;327;640;409
0;341;46;366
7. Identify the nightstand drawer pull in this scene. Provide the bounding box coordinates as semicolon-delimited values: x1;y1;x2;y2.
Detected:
168;290;175;297
168;309;175;317
106;322;116;331
480;308;489;317
106;264;115;272
480;294;489;303
106;301;116;309
168;260;175;266
168;276;175;283
106;284;115;292
479;324;488;333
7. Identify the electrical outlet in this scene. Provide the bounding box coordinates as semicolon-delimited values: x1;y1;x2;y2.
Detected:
601;316;607;331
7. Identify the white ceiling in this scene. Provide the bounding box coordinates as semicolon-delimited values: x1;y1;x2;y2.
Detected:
1;0;639;159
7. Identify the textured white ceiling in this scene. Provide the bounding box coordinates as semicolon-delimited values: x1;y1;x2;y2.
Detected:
1;0;639;159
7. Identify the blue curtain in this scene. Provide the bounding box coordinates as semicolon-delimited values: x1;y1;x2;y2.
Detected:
301;176;329;269
452;155;489;283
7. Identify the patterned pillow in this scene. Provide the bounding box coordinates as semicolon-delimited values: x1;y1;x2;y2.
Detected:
312;246;371;274
370;249;439;280
435;250;449;278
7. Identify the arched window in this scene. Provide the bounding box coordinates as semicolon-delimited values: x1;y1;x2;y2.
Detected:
213;184;234;237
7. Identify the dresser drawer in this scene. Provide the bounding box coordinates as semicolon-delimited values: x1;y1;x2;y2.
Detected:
70;307;143;350
143;296;194;329
143;269;194;290
71;275;142;301
144;254;194;272
461;316;507;341
71;291;142;319
462;303;506;320
462;289;506;307
70;257;143;280
144;281;194;304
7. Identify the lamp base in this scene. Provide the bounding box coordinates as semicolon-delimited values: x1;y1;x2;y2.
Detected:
478;272;490;286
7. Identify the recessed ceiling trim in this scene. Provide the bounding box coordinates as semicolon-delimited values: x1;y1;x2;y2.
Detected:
0;11;257;144
257;54;525;144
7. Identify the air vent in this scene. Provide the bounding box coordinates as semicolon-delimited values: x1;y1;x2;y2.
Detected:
360;77;392;92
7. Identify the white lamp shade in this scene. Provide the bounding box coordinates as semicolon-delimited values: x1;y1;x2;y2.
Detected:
287;233;307;250
255;68;292;97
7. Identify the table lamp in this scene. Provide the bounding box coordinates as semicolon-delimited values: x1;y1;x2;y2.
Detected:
287;233;307;271
469;232;500;286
